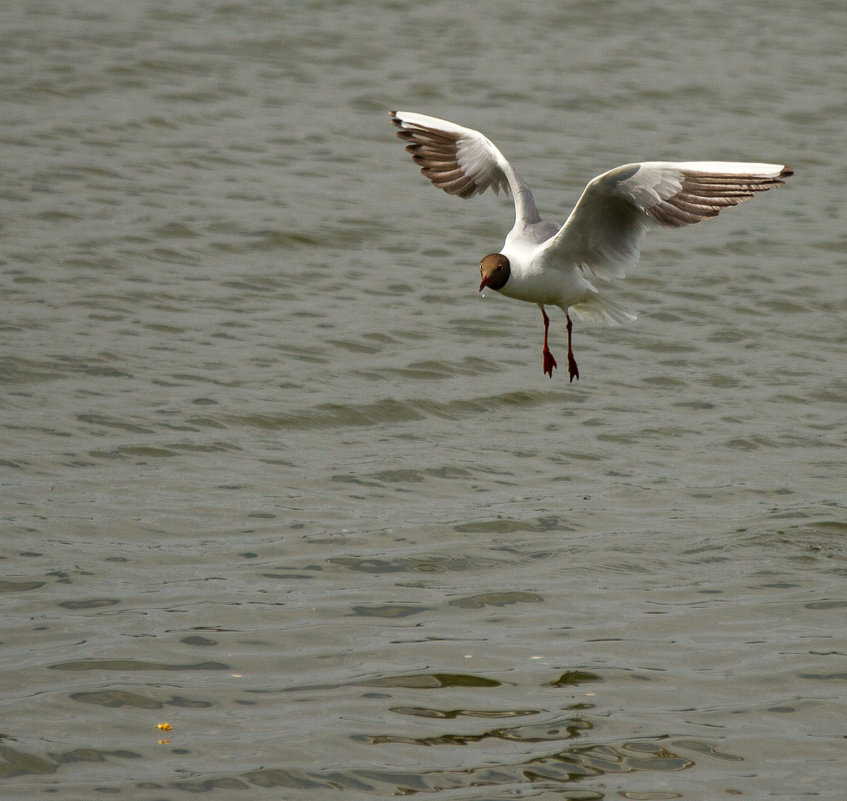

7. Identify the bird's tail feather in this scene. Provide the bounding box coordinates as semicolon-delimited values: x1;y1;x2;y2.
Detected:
569;292;637;326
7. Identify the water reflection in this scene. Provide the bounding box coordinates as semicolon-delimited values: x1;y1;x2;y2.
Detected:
0;736;703;795
0;665;729;796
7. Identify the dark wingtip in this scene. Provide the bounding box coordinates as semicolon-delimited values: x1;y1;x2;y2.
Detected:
780;164;794;178
389;110;401;128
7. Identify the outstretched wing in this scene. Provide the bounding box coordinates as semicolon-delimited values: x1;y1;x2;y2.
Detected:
390;110;542;226
543;161;793;279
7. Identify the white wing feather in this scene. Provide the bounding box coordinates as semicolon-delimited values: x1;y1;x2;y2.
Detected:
390;110;542;226
545;161;792;279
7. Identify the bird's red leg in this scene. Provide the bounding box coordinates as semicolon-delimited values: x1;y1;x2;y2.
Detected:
540;306;557;378
566;313;579;382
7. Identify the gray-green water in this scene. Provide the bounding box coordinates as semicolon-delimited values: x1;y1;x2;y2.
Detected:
2;1;845;799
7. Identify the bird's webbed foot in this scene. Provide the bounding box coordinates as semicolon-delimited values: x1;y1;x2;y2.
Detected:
542;347;558;378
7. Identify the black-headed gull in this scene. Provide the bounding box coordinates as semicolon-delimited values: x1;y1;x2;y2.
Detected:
390;110;793;381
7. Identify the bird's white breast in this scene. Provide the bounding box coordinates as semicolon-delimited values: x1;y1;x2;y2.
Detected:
499;238;590;308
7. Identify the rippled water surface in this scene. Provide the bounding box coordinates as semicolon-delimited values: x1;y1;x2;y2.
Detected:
2;1;846;798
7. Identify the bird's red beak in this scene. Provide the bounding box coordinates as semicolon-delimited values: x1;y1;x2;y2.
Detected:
478;275;489;293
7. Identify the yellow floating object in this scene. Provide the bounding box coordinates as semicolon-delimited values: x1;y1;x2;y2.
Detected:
157;723;173;731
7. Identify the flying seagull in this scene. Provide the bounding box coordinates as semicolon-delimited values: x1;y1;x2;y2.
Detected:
390;110;792;381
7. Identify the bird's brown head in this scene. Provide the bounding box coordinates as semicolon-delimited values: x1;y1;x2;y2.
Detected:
479;253;510;293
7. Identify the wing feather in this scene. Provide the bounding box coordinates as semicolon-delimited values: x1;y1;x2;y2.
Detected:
543;161;792;279
390;110;542;225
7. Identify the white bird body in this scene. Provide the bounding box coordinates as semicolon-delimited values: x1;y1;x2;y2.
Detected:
499;232;568;306
390;110;793;380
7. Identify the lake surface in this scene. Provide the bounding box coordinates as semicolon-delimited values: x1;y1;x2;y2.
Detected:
1;1;845;799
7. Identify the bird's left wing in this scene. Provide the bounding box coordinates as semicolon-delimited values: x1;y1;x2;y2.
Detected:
390;110;541;226
542;161;793;279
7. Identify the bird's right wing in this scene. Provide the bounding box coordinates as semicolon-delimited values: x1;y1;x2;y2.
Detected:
390;110;542;226
542;161;793;280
